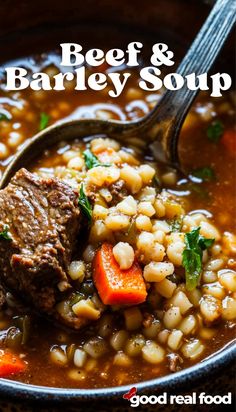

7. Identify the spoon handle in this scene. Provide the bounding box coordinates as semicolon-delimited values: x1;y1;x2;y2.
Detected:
148;0;236;166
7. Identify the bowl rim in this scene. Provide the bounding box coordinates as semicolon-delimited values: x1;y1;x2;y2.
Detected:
0;341;235;402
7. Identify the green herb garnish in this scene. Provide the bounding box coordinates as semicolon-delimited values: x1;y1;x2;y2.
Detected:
207;120;224;143
182;227;214;291
83;149;110;169
0;225;12;241
39;113;50;131
0;113;10;122
168;216;183;232
78;184;92;223
191;166;215;182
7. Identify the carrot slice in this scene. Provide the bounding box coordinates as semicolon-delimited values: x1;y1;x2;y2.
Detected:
0;350;26;377
93;243;147;305
222;129;236;157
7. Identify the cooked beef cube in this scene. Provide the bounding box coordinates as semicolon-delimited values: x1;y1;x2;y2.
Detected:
0;169;92;329
109;180;128;205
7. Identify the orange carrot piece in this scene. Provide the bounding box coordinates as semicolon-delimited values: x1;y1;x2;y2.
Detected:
93;243;147;305
222;129;236;157
0;350;26;377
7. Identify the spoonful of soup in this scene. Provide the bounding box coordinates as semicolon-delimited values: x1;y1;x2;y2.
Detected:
1;0;235;188
0;0;235;331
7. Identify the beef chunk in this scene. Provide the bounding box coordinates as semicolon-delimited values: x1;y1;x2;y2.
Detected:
109;180;128;205
0;169;89;329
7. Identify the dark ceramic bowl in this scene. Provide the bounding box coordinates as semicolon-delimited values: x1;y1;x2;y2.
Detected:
0;0;235;408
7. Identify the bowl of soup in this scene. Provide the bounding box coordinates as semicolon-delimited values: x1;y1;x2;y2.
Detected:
0;0;235;407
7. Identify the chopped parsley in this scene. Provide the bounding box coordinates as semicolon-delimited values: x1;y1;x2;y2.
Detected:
39;113;50;131
207;120;224;143
191;166;215;182
168;216;183;233
83;149;110;169
182;227;214;291
78;184;92;223
0;226;12;241
0;113;10;122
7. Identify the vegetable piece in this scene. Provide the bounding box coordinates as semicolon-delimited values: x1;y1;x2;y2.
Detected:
182;227;214;291
0;350;26;377
39;112;50;131
0;225;12;241
191;167;215;182
83;149;110;169
78;184;92;223
221;129;236;157
93;243;147;305
207;120;224;143
72;298;100;320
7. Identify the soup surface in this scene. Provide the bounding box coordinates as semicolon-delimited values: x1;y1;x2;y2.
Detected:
0;51;235;389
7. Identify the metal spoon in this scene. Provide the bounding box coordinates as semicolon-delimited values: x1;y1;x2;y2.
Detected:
1;0;235;189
